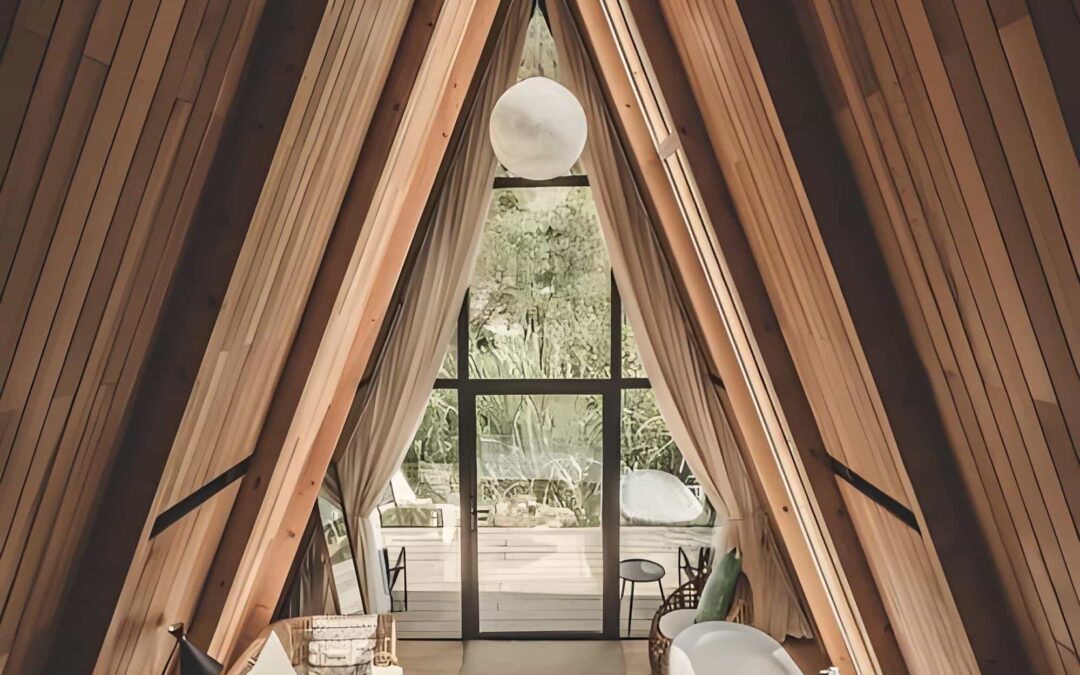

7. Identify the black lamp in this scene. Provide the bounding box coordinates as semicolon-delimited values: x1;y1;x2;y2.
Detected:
162;623;223;675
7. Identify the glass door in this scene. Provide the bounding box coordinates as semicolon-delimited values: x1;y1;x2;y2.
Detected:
473;393;604;635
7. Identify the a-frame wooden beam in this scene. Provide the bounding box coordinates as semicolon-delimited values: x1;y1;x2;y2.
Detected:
41;2;329;672
184;0;446;652
733;3;1036;672
565;1;905;672
188;1;508;664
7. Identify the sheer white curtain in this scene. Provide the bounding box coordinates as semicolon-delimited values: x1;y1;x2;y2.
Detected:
334;0;532;614
548;0;811;640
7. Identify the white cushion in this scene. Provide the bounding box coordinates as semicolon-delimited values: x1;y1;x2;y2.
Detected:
249;632;297;675
670;621;801;675
658;609;698;639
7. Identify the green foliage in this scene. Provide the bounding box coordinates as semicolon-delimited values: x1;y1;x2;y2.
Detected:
621;389;681;476
399;185;713;528
403;389;459;500
469;187;610;379
477;394;603;527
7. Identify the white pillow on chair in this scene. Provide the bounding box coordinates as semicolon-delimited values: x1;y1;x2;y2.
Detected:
658;608;698;639
249;631;297;675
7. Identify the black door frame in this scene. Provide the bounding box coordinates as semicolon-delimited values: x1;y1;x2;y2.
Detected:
441;276;650;639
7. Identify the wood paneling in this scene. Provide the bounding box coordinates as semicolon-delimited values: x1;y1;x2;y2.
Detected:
82;1;421;672
185;0;451;650
180;0;514;663
568;1;903;671
629;0;1048;671
4;0;1075;672
43;1;330;672
0;0;274;671
730;0;1035;671
793;0;1080;671
1025;0;1080;165
199;1;509;662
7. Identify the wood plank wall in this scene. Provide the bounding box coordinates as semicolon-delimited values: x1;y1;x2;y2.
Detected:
648;0;997;672
0;0;273;671
44;2;329;672
82;2;419;673
733;0;1036;671
190;1;506;663
796;0;1080;672
570;2;900;670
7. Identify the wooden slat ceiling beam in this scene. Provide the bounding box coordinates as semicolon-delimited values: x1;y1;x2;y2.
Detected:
0;0;308;671
40;2;330;673
78;1;424;671
3;0;1075;672
568;1;901;672
731;1;1036;671
185;0;510;663
632;0;1048;671
181;0;448;651
791;0;1080;671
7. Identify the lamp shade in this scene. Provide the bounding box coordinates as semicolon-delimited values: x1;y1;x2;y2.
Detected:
164;623;223;675
489;76;587;180
178;637;224;675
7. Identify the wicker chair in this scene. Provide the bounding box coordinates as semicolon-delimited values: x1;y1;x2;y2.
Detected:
647;572;753;675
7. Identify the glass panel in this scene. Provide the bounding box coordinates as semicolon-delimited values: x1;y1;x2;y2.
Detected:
619;389;715;637
380;390;462;637
621;311;646;379
476;394;603;634
437;323;457;379
316;494;364;616
469;187;610;379
519;10;558;81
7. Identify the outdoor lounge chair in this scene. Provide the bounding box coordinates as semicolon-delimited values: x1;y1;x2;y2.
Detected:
377;470;458;543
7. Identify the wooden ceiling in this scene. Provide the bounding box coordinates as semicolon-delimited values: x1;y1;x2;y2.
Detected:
1;0;1076;673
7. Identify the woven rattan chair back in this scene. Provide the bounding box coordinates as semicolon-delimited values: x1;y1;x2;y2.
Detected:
647;572;753;675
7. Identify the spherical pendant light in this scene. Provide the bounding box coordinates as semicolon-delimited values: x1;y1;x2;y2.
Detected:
489;76;587;180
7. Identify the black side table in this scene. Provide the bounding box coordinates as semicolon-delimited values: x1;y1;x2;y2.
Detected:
619;558;665;637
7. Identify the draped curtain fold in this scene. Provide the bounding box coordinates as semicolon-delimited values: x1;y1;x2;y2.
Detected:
547;0;811;640
334;0;532;615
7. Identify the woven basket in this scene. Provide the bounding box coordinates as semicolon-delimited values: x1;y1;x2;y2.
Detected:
226;613;396;674
647;572;752;675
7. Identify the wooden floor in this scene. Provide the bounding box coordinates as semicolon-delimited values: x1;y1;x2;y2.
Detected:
381;526;713;638
398;638;829;674
397;640;647;675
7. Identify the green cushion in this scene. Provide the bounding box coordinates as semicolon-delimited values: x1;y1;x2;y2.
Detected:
694;547;741;624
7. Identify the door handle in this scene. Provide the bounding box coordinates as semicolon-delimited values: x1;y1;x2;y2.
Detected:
469;493;477;532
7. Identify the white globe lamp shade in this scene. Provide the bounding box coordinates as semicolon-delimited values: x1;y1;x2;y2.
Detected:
489;76;587;180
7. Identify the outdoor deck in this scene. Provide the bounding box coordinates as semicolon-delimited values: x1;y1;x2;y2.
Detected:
379;526;714;638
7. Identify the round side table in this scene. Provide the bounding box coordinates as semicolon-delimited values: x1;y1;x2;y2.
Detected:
619;558;666;637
